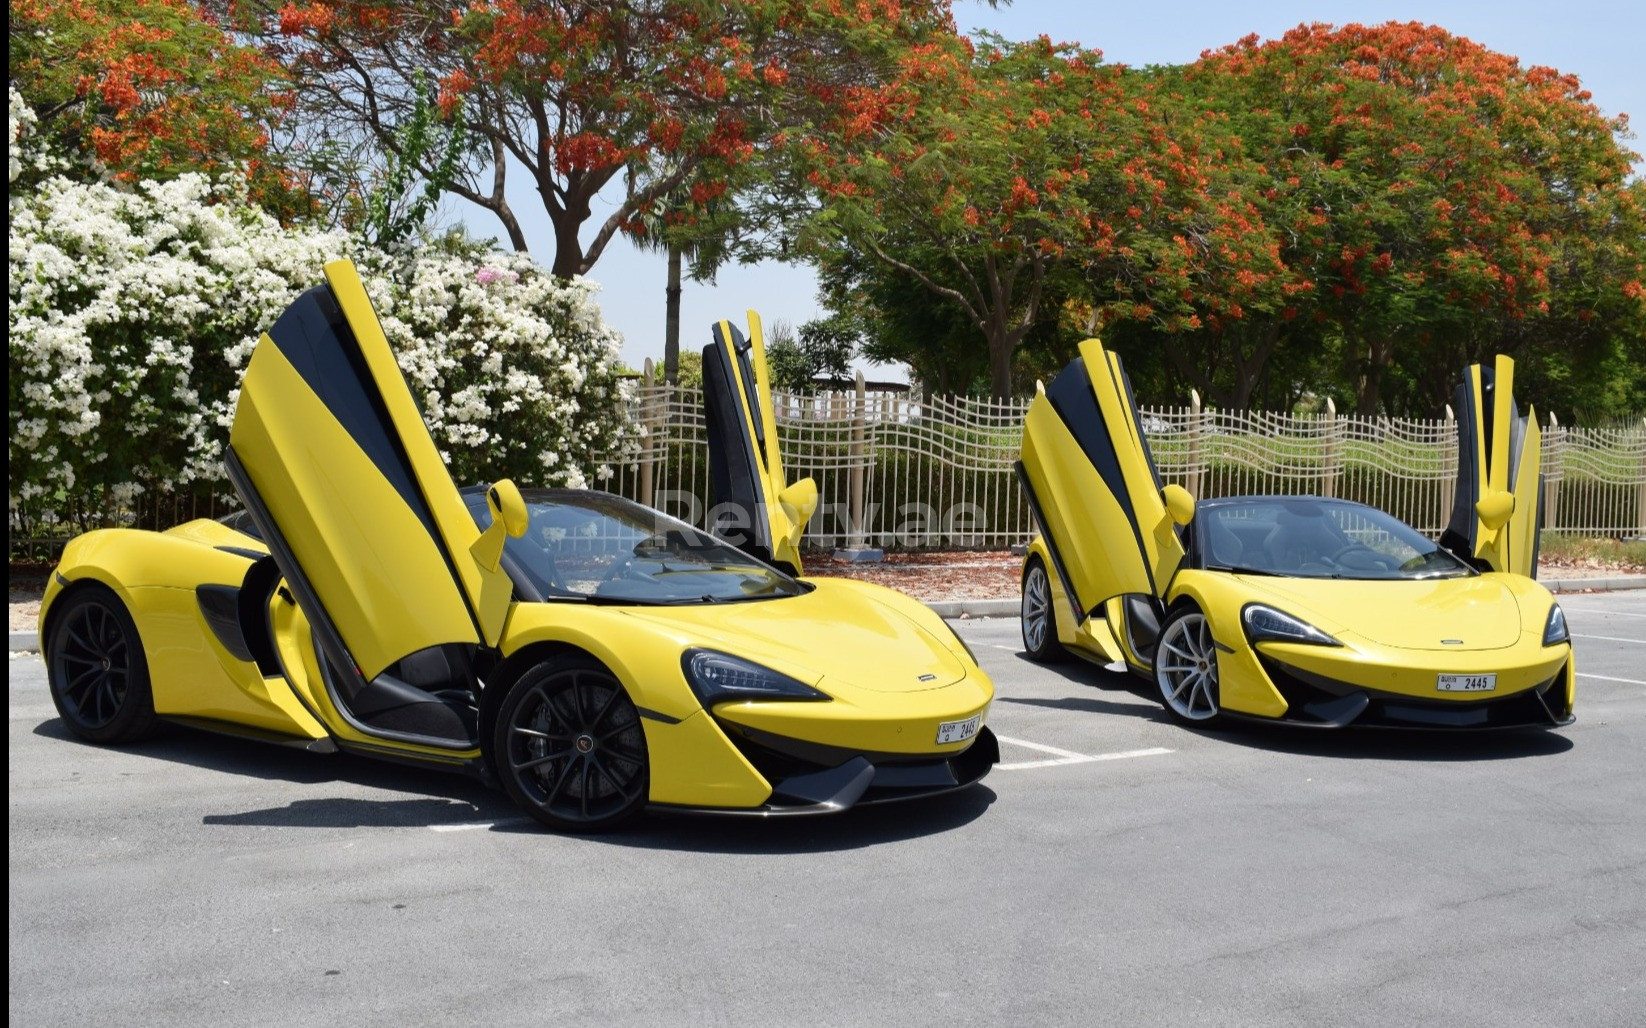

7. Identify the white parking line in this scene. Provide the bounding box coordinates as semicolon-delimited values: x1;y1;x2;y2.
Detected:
431;819;529;833
1576;673;1646;686
1571;633;1646;645
995;736;1173;771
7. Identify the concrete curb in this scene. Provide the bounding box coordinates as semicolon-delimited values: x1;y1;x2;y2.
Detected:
8;577;1642;651
1543;576;1646;594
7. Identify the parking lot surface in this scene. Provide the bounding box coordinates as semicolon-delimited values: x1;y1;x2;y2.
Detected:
9;592;1644;1027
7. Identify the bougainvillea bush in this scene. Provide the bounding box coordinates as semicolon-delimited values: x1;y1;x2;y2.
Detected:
8;88;633;539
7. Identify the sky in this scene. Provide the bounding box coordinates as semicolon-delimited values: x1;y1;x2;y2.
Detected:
446;0;1646;380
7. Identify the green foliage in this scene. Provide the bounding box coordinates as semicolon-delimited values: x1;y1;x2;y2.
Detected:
363;73;470;248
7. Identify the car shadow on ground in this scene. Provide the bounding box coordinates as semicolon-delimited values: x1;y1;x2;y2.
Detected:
992;654;1169;722
30;717;999;851
1205;721;1576;761
981;653;1580;760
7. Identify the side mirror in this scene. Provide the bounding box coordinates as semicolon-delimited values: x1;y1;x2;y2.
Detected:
1161;483;1196;527
777;476;819;529
471;478;528;573
1475;489;1515;532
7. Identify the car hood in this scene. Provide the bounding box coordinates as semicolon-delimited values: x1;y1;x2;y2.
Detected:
617;584;969;693
1233;574;1526;651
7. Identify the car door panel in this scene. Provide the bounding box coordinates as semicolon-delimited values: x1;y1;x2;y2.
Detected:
1444;355;1542;577
702;312;817;574
227;260;506;688
1017;338;1184;619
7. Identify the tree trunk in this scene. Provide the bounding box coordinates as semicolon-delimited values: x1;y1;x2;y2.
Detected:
1354;335;1396;416
663;244;683;384
988;327;1013;402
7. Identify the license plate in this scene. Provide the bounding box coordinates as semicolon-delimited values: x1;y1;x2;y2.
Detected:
1437;673;1497;693
936;715;980;745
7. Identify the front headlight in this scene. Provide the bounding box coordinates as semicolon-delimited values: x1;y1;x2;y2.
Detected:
1542;604;1569;646
682;650;830;706
1241;603;1342;647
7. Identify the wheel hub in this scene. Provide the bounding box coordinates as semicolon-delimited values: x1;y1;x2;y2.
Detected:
574;734;595;754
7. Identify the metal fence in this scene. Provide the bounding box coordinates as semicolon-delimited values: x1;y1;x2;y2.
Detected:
605;377;1646;551
11;380;1643;564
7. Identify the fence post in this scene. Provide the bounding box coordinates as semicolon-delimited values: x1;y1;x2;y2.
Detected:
1441;404;1457;533
638;359;655;508
1637;417;1646;537
1185;390;1203;499
834;371;882;561
1543;411;1561;535
1321;397;1339;499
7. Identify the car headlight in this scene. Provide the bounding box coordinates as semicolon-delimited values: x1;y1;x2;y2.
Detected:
1542;604;1569;646
682;650;830;706
1241;603;1342;646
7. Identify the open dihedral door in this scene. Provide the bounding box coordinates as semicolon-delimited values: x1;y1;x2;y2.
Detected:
1441;354;1543;578
1016;338;1186;623
701;311;817;575
225;260;516;744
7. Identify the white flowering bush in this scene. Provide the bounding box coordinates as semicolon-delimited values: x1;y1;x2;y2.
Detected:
8;89;633;539
356;238;634;492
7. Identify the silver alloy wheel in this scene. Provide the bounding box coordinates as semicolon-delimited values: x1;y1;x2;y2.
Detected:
1155;611;1221;721
1022;563;1052;654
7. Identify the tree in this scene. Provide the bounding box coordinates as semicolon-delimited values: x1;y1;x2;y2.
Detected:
1185;23;1645;416
8;0;304;213
791;33;1134;399
257;0;960;278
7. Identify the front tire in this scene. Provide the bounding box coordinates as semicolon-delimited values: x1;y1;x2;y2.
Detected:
1154;605;1223;725
1020;557;1065;663
46;585;159;744
492;655;649;833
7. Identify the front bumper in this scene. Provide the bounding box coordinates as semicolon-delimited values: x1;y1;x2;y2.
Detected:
1249;652;1575;729
650;725;999;817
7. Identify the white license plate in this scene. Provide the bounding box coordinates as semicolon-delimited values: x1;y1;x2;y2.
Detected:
1437;673;1497;693
936;715;980;745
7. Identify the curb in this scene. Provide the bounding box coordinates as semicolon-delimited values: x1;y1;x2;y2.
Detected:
1543;576;1646;594
8;578;1642;650
928;599;1019;619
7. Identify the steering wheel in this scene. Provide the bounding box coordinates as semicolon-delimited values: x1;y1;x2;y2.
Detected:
1330;543;1397;570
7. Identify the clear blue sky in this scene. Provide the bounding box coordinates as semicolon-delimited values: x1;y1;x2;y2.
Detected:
451;1;1645;379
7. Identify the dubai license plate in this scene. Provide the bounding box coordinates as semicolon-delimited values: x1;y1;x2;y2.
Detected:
936;715;980;744
1436;673;1497;693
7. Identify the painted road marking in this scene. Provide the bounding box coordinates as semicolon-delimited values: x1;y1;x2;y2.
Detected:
1571;633;1646;645
431;819;529;833
1576;673;1646;686
995;736;1173;771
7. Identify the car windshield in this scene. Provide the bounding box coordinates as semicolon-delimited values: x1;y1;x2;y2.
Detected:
464;488;808;605
1196;498;1475;580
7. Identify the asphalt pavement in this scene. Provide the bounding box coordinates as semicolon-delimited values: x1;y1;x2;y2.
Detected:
9;592;1644;1027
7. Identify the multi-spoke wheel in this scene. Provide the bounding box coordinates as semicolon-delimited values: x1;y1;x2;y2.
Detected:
1020;557;1064;663
492;656;649;832
1154;606;1223;725
46;585;158;744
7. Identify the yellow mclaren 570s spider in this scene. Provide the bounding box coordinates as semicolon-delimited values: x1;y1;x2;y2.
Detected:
1016;338;1574;731
40;260;997;833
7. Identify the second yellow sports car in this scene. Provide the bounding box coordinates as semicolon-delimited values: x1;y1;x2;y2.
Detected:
41;260;996;833
1016;339;1574;730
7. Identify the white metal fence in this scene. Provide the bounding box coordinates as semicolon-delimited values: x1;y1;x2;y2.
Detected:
604;378;1646;551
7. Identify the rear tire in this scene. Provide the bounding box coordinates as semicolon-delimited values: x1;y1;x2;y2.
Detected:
492;655;649;833
1020;558;1066;663
46;585;159;744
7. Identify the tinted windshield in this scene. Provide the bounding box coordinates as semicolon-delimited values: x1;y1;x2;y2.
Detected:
464;488;807;604
1197;498;1474;580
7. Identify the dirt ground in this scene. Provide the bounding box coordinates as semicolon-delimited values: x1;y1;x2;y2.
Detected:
9;550;1639;635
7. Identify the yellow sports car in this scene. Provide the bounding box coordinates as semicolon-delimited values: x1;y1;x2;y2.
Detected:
40;260;996;832
1016;339;1574;730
